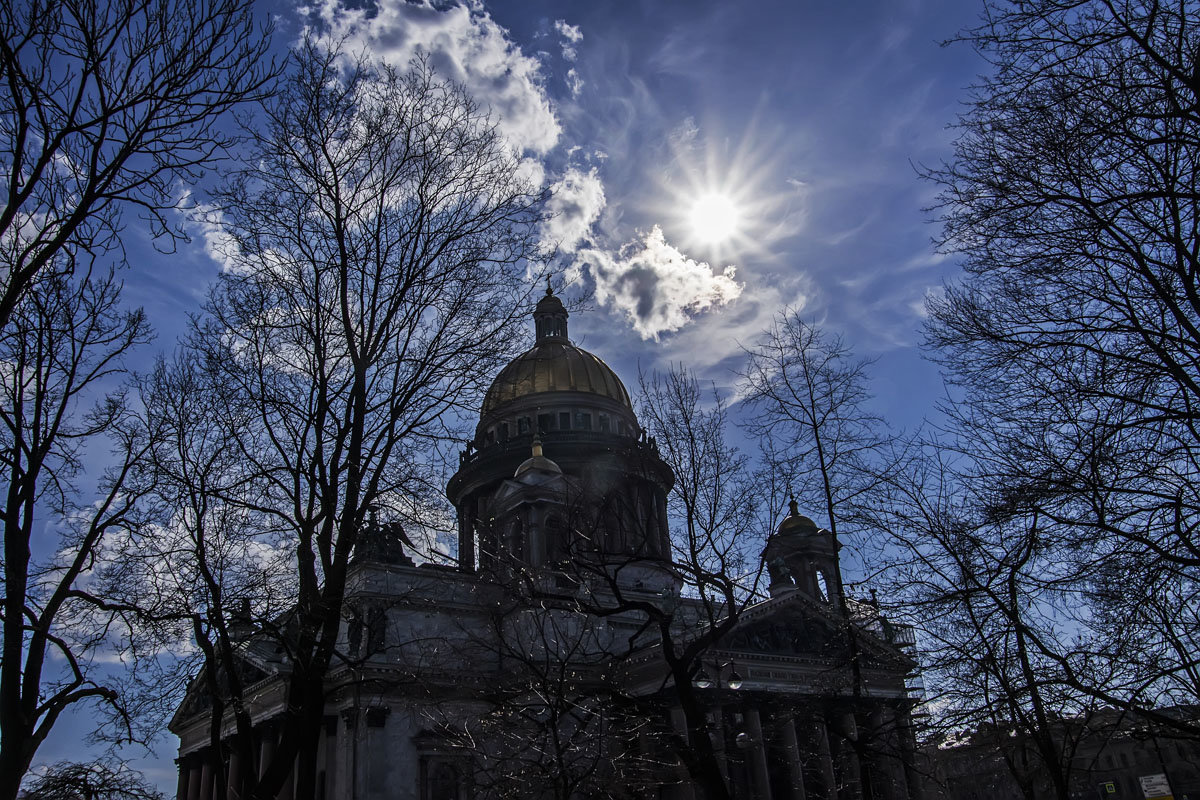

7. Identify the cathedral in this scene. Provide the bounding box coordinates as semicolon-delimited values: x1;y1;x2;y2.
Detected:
170;290;923;800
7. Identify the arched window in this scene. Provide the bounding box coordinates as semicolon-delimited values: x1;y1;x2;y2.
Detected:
506;519;523;560
815;570;830;602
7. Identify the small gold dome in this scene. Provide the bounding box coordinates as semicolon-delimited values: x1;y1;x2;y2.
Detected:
777;497;820;536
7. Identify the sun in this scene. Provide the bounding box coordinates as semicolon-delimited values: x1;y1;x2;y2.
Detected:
689;192;741;244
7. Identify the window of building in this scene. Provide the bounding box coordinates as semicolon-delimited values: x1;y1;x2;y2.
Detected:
815;570;830;602
517;416;530;434
599;414;610;432
348;610;363;656
421;759;467;800
366;606;386;654
575;412;591;431
499;422;509;440
538;413;552;432
559;411;571;430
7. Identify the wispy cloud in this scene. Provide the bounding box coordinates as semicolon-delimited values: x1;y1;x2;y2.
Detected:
554;19;583;62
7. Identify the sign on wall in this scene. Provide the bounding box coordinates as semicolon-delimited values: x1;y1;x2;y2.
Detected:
1140;773;1172;800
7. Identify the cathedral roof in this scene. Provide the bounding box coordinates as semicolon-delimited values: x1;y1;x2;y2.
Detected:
481;340;632;416
480;286;632;419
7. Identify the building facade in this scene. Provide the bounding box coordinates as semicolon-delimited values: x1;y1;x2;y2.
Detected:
926;711;1200;800
170;291;923;800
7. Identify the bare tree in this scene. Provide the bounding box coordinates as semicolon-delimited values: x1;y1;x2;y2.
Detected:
0;0;275;332
102;350;293;800
150;41;542;800
455;599;655;800
21;760;163;800
869;442;1105;800
0;269;151;800
739;310;895;698
921;0;1200;735
739;310;894;589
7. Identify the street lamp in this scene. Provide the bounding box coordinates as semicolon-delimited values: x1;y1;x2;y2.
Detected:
693;660;744;690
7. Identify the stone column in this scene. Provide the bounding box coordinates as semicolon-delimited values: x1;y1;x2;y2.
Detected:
225;747;241;800
780;718;808;800
258;725;275;779
895;709;923;800
280;757;295;800
812;716;838;800
834;712;861;800
198;754;213;800
458;508;475;572
744;708;773;800
185;757;202;800
871;708;908;800
175;758;190;800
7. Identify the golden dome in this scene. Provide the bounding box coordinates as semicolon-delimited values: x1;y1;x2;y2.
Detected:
480;285;632;420
481;339;632;418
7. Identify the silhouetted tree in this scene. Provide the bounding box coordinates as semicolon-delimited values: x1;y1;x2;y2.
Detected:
739;310;896;703
22;760;162;800
922;0;1200;737
0;270;151;800
0;0;275;332
869;443;1100;800
141;41;543;800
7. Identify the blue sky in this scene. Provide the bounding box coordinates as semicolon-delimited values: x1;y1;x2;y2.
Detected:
127;0;986;428
38;0;987;788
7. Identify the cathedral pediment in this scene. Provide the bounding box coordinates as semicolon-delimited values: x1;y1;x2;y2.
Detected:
718;590;913;671
169;647;277;731
723;613;841;658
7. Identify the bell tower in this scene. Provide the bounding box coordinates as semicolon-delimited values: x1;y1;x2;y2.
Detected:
762;499;841;606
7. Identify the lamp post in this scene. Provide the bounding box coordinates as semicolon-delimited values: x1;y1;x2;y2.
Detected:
692;660;754;798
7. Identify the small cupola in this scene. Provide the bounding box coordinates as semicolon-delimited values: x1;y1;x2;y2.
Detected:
514;435;563;479
534;282;568;341
762;497;840;605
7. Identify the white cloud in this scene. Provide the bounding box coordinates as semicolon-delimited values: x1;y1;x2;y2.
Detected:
311;0;561;157
541;167;606;254
575;226;742;340
566;67;584;97
554;19;582;61
661;280;812;376
181;192;238;273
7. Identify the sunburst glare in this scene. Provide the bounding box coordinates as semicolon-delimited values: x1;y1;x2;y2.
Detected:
689;192;741;243
656;117;793;265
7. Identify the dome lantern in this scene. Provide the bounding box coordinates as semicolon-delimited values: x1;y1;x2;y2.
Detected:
534;281;568;341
